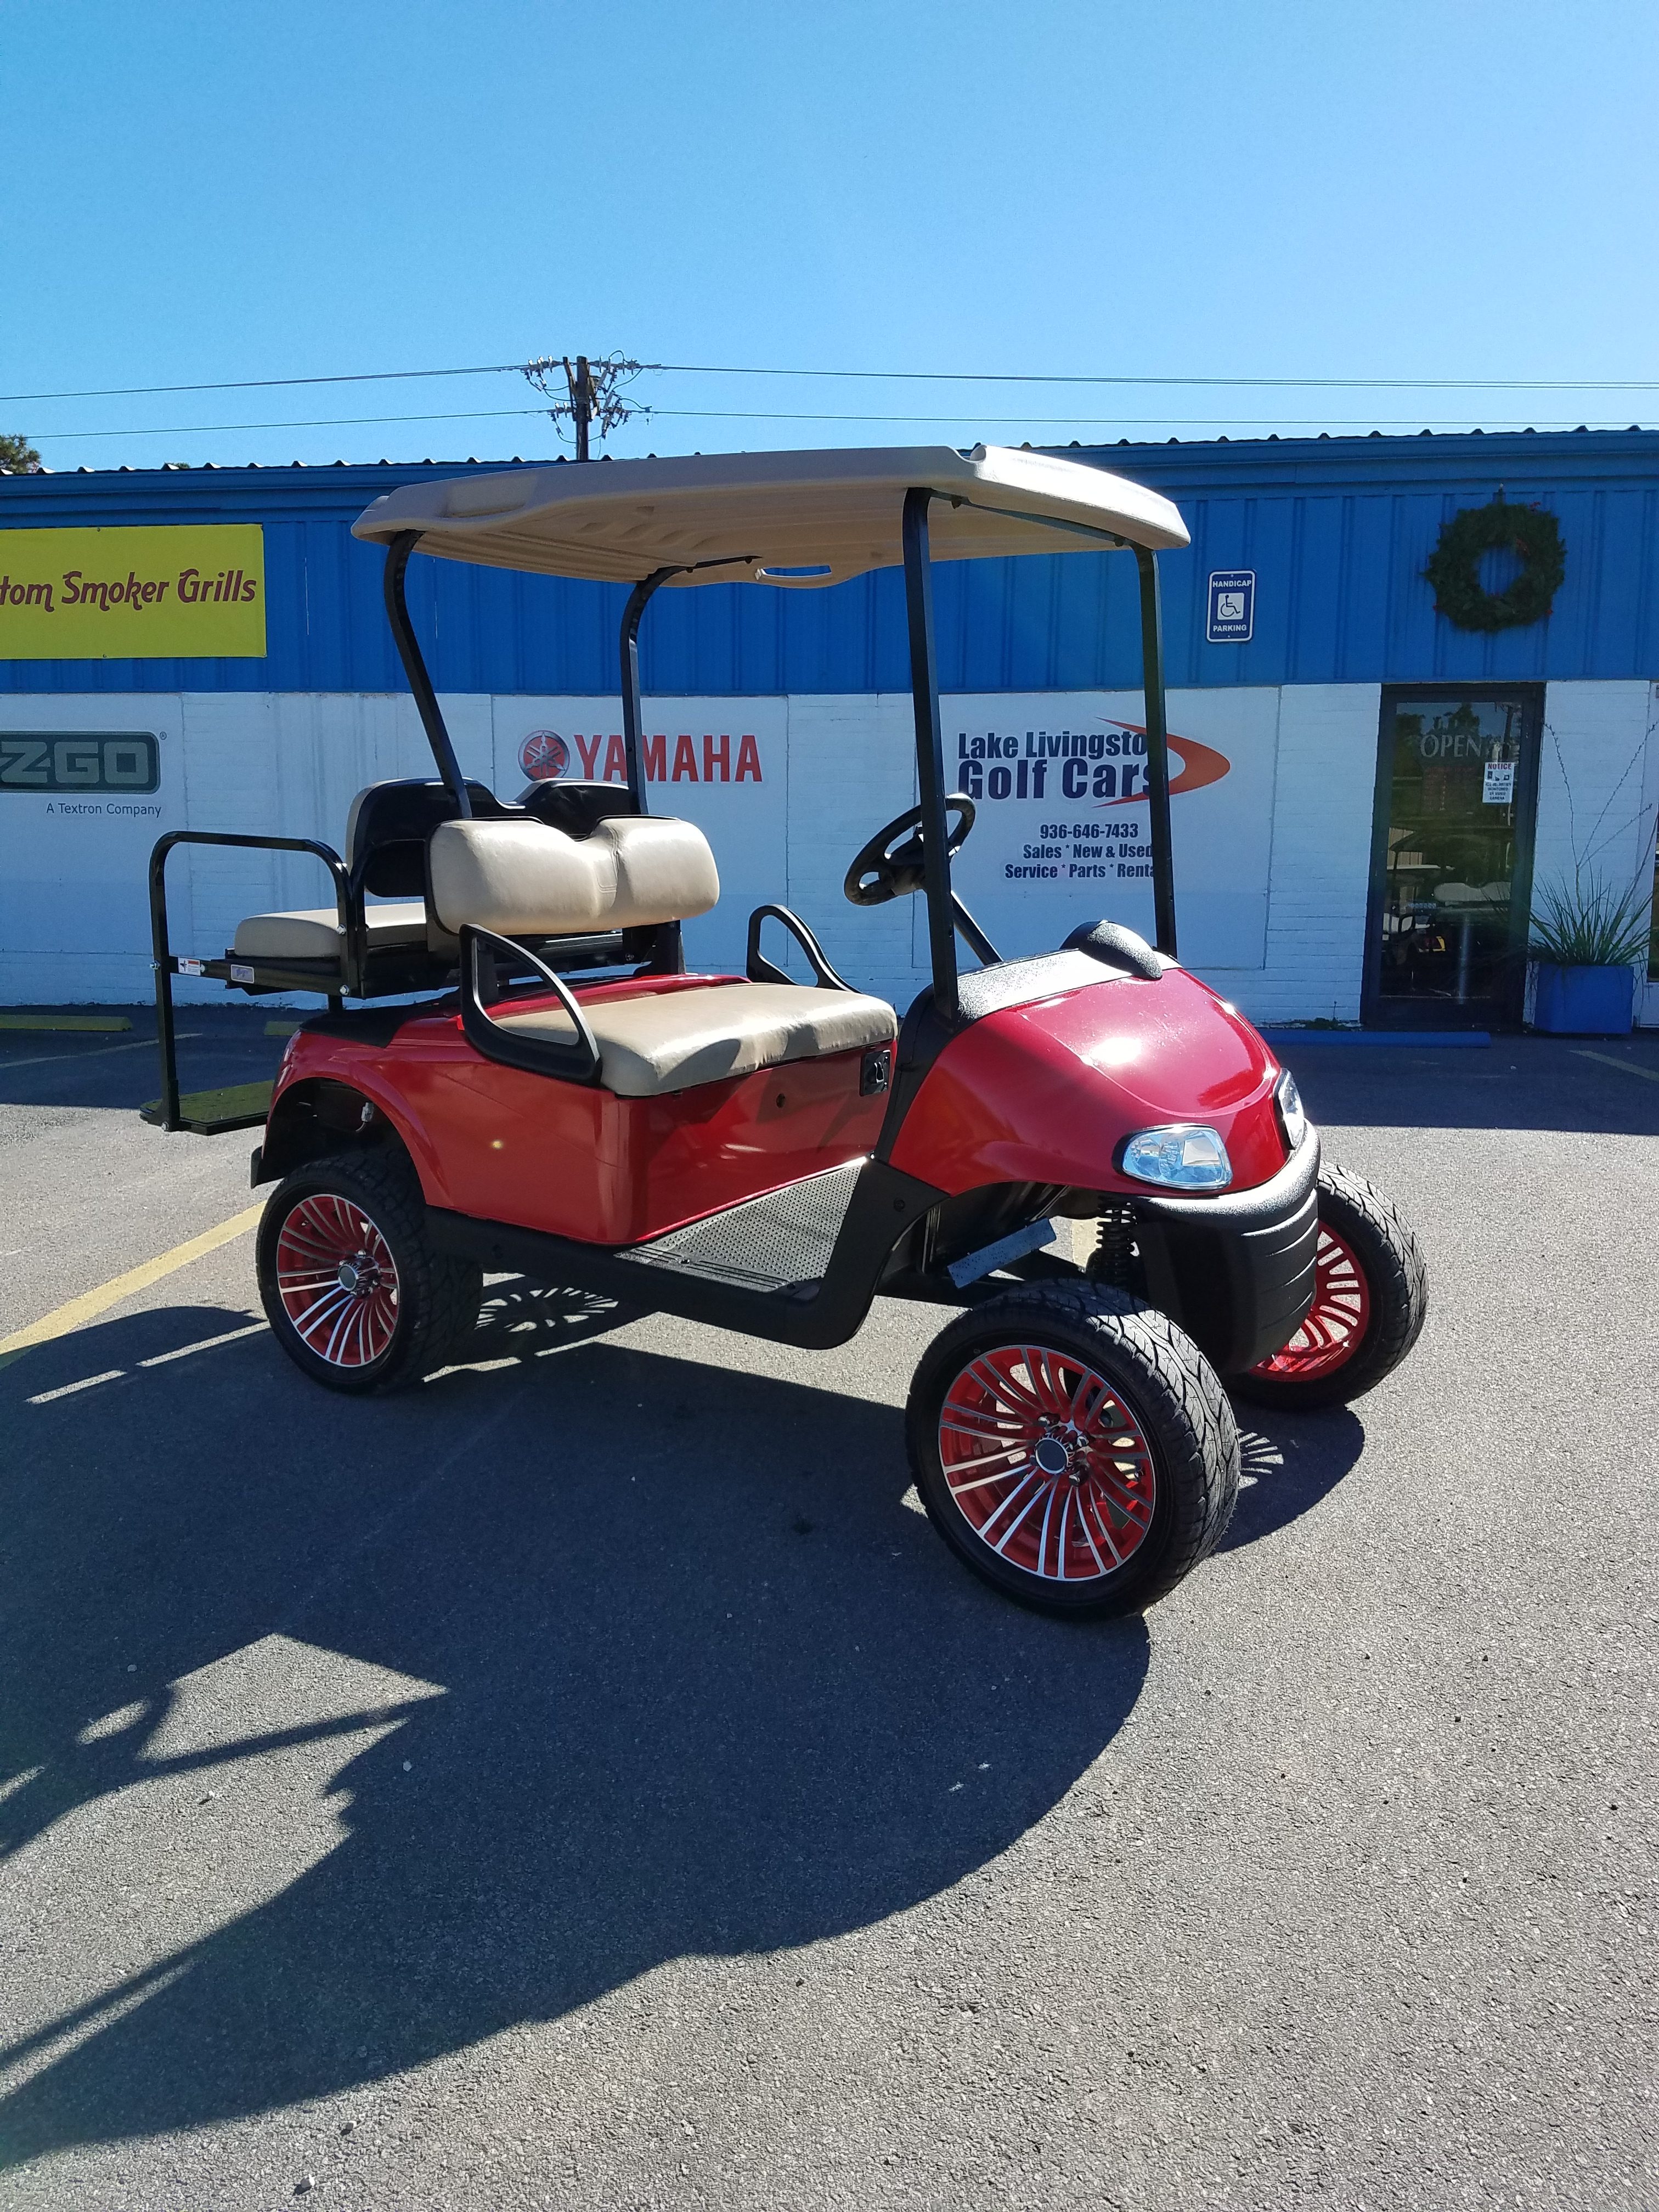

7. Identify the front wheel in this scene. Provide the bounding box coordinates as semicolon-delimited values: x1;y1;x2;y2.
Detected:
906;1283;1240;1620
257;1148;482;1394
1231;1165;1427;1410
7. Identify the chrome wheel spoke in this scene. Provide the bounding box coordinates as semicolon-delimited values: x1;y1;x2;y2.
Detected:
1024;1345;1072;1421
947;1456;1032;1497
979;1465;1042;1542
967;1353;1045;1419
1075;1489;1110;1572
990;1477;1048;1558
940;1404;1030;1442
1088;1460;1152;1521
1080;1487;1126;1565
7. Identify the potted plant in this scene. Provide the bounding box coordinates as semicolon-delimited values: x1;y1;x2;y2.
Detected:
1528;869;1650;1035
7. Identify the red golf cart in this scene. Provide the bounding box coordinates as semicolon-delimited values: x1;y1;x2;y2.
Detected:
146;445;1426;1618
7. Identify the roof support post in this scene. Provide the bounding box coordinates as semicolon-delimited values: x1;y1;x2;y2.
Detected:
901;488;960;1024
619;566;682;813
1134;545;1178;958
383;532;472;815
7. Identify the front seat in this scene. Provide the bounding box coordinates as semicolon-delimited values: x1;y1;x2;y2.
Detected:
427;814;897;1094
494;980;896;1096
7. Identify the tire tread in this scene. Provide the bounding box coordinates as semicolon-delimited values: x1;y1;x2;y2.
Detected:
907;1280;1239;1618
258;1147;482;1393
1231;1164;1427;1410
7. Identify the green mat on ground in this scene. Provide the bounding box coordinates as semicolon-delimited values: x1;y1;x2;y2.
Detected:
140;1080;273;1135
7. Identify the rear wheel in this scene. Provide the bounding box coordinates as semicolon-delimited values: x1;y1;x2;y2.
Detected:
906;1282;1239;1619
257;1148;482;1393
1232;1166;1427;1410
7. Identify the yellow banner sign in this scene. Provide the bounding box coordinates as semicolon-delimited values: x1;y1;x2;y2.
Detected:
0;526;267;659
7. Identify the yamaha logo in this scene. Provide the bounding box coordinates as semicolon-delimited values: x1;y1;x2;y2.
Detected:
519;730;570;781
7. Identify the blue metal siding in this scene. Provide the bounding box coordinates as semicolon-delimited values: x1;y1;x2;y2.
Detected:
3;431;1657;695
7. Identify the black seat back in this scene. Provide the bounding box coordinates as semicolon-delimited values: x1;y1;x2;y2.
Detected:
520;780;641;840
347;778;516;898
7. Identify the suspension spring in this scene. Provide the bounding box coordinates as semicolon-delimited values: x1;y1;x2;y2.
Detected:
1090;1201;1138;1289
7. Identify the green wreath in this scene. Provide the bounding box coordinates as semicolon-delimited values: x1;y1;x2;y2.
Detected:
1423;499;1566;631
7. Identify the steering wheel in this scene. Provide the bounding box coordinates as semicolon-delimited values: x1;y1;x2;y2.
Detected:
843;795;977;907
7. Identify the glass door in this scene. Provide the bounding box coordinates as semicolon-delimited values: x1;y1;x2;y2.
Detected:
1362;689;1543;1029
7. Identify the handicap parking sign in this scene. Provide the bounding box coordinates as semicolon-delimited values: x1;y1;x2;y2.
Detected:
1206;569;1255;644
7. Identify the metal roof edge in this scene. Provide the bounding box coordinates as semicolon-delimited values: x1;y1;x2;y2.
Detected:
3;427;1656;529
1048;425;1659;496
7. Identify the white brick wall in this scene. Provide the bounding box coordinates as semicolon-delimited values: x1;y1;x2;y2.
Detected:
5;677;1652;1024
1220;685;1381;1027
784;695;918;1009
1533;681;1658;1020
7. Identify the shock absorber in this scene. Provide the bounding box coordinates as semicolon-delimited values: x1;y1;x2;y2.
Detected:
1089;1200;1138;1289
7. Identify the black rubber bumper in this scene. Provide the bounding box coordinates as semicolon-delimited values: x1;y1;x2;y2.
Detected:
1130;1132;1322;1375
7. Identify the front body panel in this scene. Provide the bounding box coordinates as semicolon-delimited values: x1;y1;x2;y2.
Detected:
889;966;1288;1198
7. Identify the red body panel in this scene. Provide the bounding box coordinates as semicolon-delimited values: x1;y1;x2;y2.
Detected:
272;986;886;1246
888;968;1286;1197
272;963;1285;1248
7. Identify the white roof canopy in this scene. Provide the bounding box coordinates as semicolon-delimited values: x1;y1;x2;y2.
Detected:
351;443;1189;589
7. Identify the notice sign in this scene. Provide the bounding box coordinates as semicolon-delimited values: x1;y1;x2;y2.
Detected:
0;526;267;659
1206;569;1255;644
945;689;1282;971
1482;758;1517;805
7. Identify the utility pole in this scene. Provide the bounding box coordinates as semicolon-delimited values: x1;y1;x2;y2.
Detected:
568;356;592;461
522;353;648;458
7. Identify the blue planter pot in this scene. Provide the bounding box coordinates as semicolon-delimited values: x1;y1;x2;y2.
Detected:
1532;963;1635;1035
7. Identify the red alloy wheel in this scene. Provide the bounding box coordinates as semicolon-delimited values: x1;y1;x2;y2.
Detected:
937;1344;1157;1583
274;1193;402;1369
1250;1223;1372;1383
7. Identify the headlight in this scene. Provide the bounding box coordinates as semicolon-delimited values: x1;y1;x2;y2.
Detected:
1276;1069;1307;1151
1119;1125;1232;1190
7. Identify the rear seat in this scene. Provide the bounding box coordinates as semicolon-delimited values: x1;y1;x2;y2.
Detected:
232;901;427;960
496;980;896;1097
228;778;496;966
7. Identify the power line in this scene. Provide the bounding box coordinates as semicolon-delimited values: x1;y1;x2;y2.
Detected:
657;364;1659;394
10;359;1659;408
0;363;522;405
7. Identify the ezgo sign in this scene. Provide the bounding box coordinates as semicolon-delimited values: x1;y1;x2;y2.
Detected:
0;731;160;794
0;526;267;658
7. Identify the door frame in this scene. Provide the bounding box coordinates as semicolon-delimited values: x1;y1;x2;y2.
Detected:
1361;683;1545;1030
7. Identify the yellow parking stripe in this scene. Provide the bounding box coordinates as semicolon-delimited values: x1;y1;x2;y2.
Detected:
0;1203;266;1369
1575;1048;1659;1085
0;1013;132;1033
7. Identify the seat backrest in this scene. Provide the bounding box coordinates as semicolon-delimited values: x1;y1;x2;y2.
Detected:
346;778;510;897
427;815;720;939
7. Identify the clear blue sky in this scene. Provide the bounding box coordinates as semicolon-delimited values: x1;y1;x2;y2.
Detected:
6;0;1658;470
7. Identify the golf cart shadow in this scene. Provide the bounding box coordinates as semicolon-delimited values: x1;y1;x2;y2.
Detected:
0;1300;1149;2163
1217;1410;1367;1553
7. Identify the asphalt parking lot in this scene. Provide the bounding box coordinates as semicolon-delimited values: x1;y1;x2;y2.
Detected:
2;1010;1656;2211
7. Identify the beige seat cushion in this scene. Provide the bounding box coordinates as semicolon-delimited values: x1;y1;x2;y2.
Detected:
496;980;897;1097
231;901;430;961
428;814;718;938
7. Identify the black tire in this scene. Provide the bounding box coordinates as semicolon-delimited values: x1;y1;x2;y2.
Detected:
257;1147;483;1395
1230;1165;1427;1412
906;1281;1239;1620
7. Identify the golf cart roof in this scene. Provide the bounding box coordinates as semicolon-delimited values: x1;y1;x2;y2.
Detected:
351;443;1189;589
